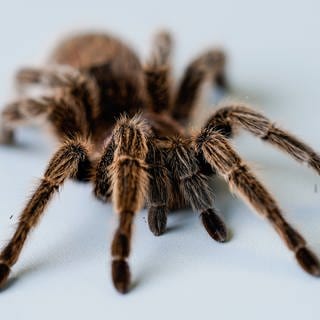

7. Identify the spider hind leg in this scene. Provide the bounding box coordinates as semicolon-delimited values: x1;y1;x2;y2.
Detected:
144;30;173;114
172;49;227;123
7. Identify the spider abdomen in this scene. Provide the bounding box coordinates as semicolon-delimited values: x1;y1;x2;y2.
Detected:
51;32;148;120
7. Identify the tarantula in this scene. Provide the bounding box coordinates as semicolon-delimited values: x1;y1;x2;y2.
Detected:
0;30;320;294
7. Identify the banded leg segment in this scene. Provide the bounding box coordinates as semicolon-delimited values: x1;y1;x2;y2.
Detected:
195;129;320;276
93;136;116;201
206;104;320;174
147;30;172;68
0;140;90;287
109;116;150;293
144;31;173;113
0;96;88;142
165;138;227;242
172;49;226;122
16;66;100;123
146;140;171;236
0;122;14;145
0;97;52;144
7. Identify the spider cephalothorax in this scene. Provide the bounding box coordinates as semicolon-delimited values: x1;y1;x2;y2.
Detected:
0;30;319;294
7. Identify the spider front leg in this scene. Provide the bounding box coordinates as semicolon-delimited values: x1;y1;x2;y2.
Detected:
164;137;228;242
145;140;171;236
206;104;320;173
107;115;150;293
94;135;171;236
93;136;115;202
0;139;91;287
195;129;320;276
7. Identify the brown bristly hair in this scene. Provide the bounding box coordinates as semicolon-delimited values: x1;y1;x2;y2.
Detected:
1;30;320;295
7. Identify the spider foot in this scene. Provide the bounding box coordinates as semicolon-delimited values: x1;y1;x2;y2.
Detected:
112;259;131;294
0;127;15;145
201;50;225;68
0;263;11;288
16;68;42;85
201;209;228;243
148;206;167;236
295;247;320;277
93;186;111;203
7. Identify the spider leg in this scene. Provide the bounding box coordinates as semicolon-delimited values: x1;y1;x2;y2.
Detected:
146;30;172;70
164;137;228;242
206;104;320;173
0;120;15;145
195;129;320;276
16;66;79;88
1;67;98;145
144;30;173;113
0;97;52;144
172;49;227;123
93;135;115;202
145;139;171;236
0;139;91;287
94;133;171;236
0;97;58;144
0;95;88;143
15;66;100;122
108;115;150;293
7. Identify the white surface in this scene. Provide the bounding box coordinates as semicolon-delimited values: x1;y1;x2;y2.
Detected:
1;1;320;319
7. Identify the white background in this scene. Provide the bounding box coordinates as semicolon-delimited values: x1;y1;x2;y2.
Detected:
0;1;320;319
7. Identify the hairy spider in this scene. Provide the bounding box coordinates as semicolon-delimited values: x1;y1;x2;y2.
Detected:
0;30;320;294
